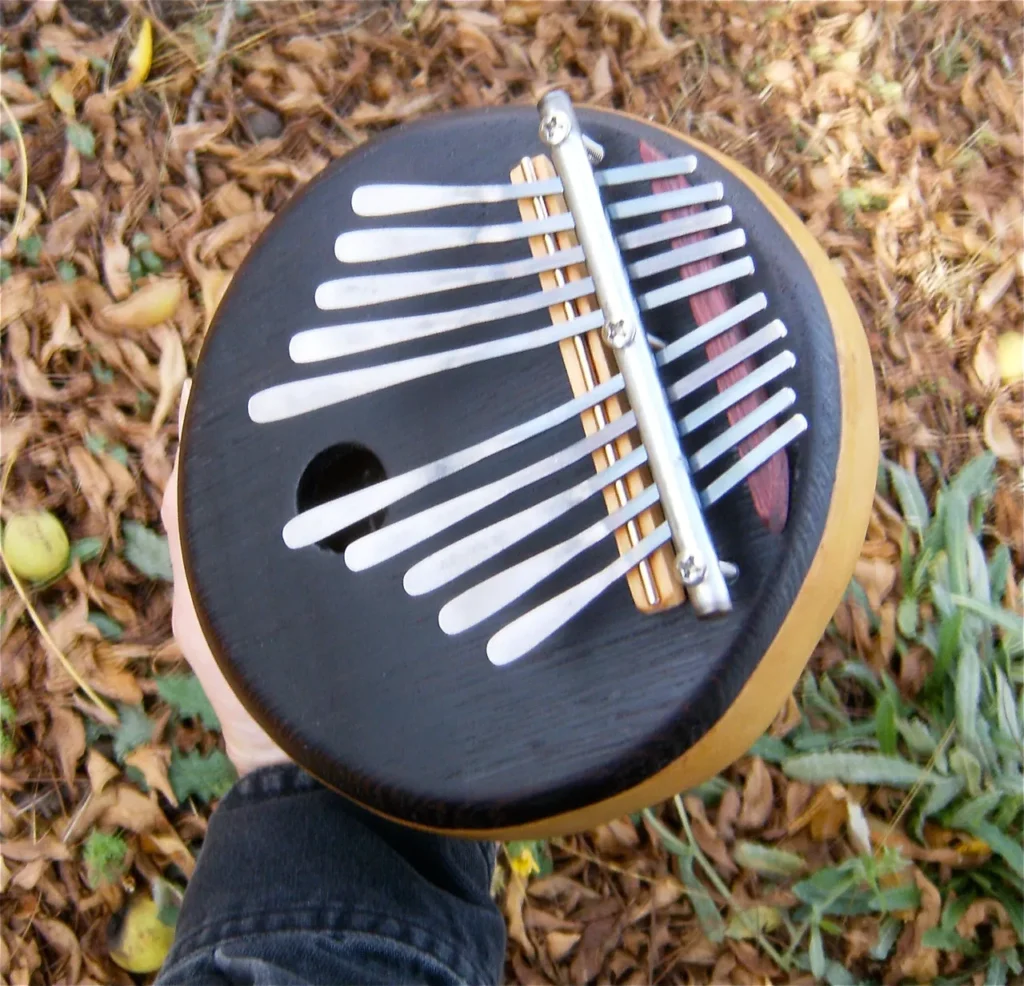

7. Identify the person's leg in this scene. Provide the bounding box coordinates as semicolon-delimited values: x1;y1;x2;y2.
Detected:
157;765;505;986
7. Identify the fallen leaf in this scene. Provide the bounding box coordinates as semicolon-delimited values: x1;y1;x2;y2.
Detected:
983;398;1022;465
100;277;185;332
102;237;132;300
48;706;86;786
33;917;82;984
788;782;848;840
545;930;580;962
40;302;84;364
150;327;187;435
69;445;112;517
197;266;232;328
738;757;774;830
505;875;535;957
101;784;168;834
125;745;178;806
122;18;153;93
972;333;1001;392
976;257;1017;313
1;836;71;862
86;748;120;797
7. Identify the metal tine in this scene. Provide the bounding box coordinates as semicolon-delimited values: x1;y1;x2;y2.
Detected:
403;445;650;596
702;414;808;507
477;413;808;664
258;281;764;424
405;346;794;595
291;279;594;362
282;375;626;550
438;485;661;635
335;203;733;266
487;523;674;666
335;214;576;263
607;182;723;221
677;351;795;435
278;296;763;548
316;246;585;311
249;311;603;424
350;156;698;216
627;229;747;281
350;316;781;571
299;230;749;360
345;413;639;572
617;205;732;251
639;256;754;311
665;320;788;404
689;387;797;472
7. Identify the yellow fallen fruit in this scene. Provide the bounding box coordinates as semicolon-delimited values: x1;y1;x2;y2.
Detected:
100;277;184;331
2;511;70;582
997;332;1023;383
123;19;153;93
108;893;175;974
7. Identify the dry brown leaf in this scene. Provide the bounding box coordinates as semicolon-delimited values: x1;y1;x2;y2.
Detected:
100;277;185;332
33;917;82;984
893;868;941;983
150;327;187;436
789;783;848;840
44;191;99;256
102;237;132;300
0;836;71;863
172;120;230;154
983;398;1023;464
68;445;112;517
124;746;177;807
11;857;49;891
198;212;270;263
48;706;86;786
738;757;774;830
139;828;195;878
100;784;168;835
976;257;1018;313
684;796;737;875
505;875;535;958
0;274;37;329
972;333;1001;393
590;52;613;101
546;930;580;963
8;319;80;403
39;302;84;365
85;749;120;797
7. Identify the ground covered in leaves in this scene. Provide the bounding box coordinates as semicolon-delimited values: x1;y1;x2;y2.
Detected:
1;2;1022;984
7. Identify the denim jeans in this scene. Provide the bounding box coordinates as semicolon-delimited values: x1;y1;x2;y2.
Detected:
157;765;506;985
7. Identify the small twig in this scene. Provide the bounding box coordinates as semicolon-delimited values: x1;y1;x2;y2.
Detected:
550;836;661;885
0;92;30;245
183;0;238;192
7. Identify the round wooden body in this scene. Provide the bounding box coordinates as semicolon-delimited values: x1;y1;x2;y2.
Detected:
180;107;877;837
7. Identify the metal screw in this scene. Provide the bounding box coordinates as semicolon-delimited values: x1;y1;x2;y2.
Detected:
601;318;634;349
539;110;570;147
676;552;707;587
582;134;605;164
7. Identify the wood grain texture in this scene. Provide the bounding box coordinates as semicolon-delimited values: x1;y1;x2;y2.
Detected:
179;107;861;834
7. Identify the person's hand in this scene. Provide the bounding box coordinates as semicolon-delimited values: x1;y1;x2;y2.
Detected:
161;381;290;776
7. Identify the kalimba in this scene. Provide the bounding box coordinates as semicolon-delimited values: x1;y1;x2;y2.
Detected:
179;92;877;838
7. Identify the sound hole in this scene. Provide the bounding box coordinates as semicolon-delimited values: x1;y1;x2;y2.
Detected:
296;443;387;553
